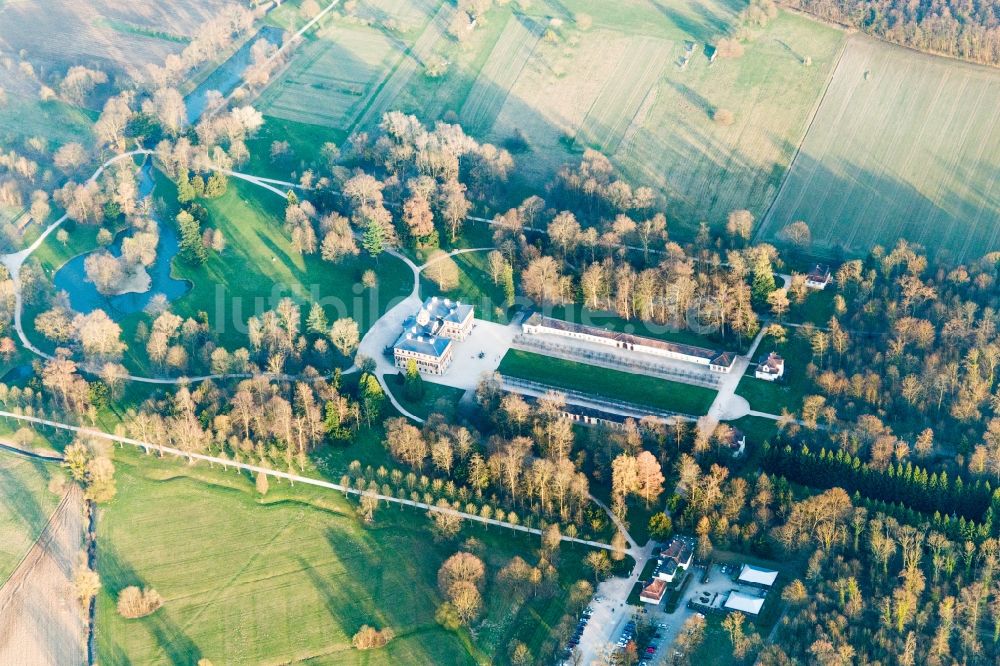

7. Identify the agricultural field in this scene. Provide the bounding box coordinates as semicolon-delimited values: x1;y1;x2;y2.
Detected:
0;451;62;585
608;11;845;231
758;35;1000;261
95;448;594;665
254;0;846;237
458;14;543;135
498;349;717;415
255;23;402;128
0;483;85;666
0;0;235;93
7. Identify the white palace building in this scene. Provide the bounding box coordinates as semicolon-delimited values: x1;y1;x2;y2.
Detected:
393;297;474;375
521;314;737;373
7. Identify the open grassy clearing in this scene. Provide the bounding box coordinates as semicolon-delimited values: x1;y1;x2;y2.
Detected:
735;334;814;415
96;447;594;665
574;35;670;154
383;372;469;421
492;6;841;235
498;349;717;415
352;1;453;131
524;0;743;43
612;11;845;233
758;35;1000;261
0;95;95;146
0;451;62;585
420;250;511;322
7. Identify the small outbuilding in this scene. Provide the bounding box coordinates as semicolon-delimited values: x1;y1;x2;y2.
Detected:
737;564;778;588
727;429;747;458
723;591;765;616
755;352;785;381
640;579;668;605
805;264;832;290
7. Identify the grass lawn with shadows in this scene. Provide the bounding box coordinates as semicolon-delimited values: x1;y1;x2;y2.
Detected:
498;349;717;416
24;172;413;377
420;249;511;323
383;372;469;422
735;334;814;415
95;446;599;665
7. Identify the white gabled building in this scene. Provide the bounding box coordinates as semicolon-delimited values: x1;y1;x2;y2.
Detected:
655;536;695;583
521;314;737;373
755;352;784;381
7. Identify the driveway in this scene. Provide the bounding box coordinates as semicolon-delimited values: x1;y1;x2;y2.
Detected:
422;318;518;391
572;540;656;665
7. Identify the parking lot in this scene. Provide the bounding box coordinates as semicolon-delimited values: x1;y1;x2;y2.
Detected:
561;554;772;664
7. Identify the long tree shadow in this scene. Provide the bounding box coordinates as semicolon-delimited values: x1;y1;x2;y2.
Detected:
755;148;1000;262
96;540;203;665
0;460;51;543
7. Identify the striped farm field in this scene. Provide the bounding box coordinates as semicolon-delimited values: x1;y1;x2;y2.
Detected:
256;24;399;128
575;36;671;154
459;14;542;134
351;1;454;131
758;35;1000;261
613;10;845;235
0;451;61;585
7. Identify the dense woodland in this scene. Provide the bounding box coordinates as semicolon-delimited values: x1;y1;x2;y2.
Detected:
786;0;1000;65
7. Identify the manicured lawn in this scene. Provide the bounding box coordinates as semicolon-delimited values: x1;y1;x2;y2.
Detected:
498;349;717;416
735;335;814;415
0;451;62;585
691;615;736;664
383;373;469;422
726;415;779;447
26;172;413;377
244;114;347;181
420;249;510;323
95;446;596;665
787;287;837;327
162;176;412;344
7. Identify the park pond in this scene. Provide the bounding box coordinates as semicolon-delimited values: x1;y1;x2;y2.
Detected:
54;162;191;316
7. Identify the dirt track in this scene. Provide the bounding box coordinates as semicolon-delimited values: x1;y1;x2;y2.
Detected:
0;486;86;666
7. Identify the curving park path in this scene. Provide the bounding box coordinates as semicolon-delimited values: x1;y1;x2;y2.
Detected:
1;149;421;388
